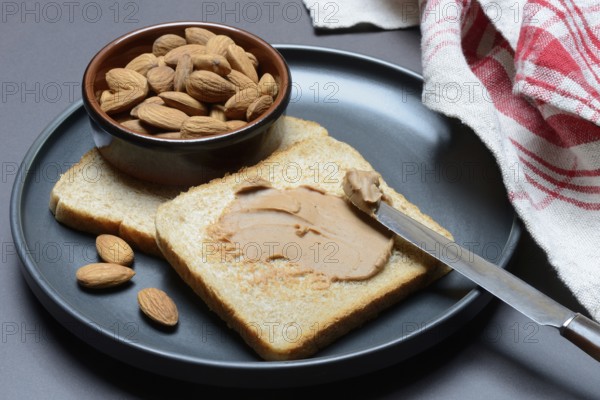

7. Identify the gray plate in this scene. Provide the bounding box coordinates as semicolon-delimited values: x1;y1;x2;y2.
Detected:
10;45;520;388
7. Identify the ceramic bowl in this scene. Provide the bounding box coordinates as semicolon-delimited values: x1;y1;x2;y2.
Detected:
82;21;291;186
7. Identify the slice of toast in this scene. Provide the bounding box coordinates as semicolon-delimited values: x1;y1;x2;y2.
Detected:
49;116;328;257
155;135;453;361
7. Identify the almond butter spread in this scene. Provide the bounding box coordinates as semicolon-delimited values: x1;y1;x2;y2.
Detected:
342;169;386;215
209;180;393;281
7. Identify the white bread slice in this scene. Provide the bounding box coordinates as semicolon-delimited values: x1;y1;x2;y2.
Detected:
49;116;328;257
155;135;453;361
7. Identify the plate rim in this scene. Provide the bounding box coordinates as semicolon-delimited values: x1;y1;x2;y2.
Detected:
10;44;522;387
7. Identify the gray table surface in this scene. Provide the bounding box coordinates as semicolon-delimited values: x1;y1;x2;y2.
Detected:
2;1;599;398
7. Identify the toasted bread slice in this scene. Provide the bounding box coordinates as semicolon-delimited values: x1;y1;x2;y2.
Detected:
49;116;328;256
155;135;453;360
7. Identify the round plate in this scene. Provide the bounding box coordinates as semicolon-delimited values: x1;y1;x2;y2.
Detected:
10;45;520;387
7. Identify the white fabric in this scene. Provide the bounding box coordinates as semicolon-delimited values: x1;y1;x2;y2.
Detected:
302;0;419;29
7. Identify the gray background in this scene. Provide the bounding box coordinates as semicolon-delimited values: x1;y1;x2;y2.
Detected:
2;0;600;398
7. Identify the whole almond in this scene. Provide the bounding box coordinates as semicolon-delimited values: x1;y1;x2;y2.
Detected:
100;89;146;114
100;68;149;114
205;35;235;57
224;87;260;120
105;68;148;91
173;53;193;92
137;288;178;327
186;70;236;103
209;105;226;121
185;27;216;45
120;119;159;135
98;90;120;113
246;52;259;69
191;53;231;76
125;53;159;76
226;70;258;91
137;103;189;131
96;234;134;266
246;95;273;121
181;116;230;138
76;263;135;289
258;73;279;98
152;34;187;56
130;96;164;118
147;66;175;94
159;91;208;116
226;44;258;83
164;44;206;66
225;120;247;130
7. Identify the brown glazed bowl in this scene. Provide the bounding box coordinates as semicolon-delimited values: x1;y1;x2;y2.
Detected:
82;21;291;186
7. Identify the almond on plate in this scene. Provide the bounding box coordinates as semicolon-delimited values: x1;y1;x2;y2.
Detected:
137;288;179;327
96;234;135;266
76;263;135;289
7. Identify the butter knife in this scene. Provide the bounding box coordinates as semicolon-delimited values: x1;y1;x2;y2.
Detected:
347;197;600;362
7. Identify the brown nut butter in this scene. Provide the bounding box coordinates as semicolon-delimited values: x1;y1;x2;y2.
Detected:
342;169;387;215
208;180;393;281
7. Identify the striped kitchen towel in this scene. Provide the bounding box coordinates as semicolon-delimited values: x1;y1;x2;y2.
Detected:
304;0;600;320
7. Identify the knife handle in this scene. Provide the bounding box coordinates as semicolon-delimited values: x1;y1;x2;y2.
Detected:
561;313;600;362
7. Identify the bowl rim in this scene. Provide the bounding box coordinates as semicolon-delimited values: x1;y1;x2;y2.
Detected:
82;21;291;148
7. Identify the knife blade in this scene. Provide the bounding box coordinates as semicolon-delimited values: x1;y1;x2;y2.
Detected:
349;196;600;362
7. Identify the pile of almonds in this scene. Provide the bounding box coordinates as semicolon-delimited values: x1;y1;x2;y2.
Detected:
75;234;179;328
97;27;279;139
